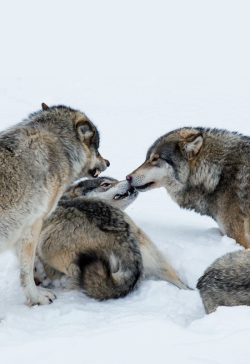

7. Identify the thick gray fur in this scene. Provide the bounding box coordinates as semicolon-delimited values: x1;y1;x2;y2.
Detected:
36;177;189;300
197;249;250;314
0;104;108;306
128;127;250;249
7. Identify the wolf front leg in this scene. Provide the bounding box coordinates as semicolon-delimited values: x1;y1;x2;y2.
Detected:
19;217;56;306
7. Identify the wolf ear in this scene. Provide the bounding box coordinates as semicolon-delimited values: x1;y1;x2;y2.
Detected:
180;133;203;160
76;119;94;142
41;103;49;110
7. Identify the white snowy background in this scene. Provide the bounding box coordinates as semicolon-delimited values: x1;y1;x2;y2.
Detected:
1;1;250;363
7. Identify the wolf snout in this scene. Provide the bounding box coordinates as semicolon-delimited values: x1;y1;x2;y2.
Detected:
88;158;110;178
126;175;132;182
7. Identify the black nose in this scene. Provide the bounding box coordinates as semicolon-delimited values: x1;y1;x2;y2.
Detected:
126;175;132;182
105;159;110;167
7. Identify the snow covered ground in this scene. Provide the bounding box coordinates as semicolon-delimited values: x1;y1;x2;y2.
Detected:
0;78;250;363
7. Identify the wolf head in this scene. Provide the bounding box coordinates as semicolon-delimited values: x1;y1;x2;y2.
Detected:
126;128;204;194
65;177;139;210
38;103;110;179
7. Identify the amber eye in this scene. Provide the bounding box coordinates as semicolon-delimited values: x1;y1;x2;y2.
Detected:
152;157;159;162
101;183;111;187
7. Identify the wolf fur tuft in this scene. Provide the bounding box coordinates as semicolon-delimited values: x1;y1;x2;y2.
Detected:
75;249;142;300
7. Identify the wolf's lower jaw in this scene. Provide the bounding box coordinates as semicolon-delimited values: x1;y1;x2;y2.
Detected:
134;182;155;191
114;186;137;200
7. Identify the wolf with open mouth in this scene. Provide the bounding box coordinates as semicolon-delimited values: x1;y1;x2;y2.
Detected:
35;177;189;300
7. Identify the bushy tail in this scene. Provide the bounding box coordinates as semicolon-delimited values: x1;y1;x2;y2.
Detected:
75;249;143;300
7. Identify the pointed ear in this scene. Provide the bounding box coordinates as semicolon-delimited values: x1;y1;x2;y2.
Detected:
41;103;49;110
76;119;94;142
179;133;203;160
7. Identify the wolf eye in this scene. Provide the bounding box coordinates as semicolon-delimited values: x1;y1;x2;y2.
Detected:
101;183;110;187
152;157;159;162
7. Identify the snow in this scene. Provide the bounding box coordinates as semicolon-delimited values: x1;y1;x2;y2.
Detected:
0;77;250;363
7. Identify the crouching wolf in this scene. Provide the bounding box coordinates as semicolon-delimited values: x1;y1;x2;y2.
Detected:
197;249;250;314
35;177;189;300
127;127;250;249
0;103;109;306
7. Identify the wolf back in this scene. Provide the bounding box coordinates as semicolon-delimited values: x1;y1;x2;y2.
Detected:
197;249;250;314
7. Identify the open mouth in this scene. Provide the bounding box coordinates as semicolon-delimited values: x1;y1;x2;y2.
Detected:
114;186;138;200
88;168;100;178
134;182;155;191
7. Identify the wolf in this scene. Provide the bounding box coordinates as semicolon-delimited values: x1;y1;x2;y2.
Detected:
197;249;250;314
0;103;109;306
126;127;250;249
35;177;189;300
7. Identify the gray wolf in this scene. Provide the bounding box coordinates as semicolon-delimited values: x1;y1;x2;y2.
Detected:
0;103;109;306
197;249;250;314
126;127;250;248
35;177;189;300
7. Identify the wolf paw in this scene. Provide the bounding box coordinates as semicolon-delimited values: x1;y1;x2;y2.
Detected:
31;290;57;306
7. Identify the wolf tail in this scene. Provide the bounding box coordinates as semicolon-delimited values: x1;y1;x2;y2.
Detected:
75;247;143;300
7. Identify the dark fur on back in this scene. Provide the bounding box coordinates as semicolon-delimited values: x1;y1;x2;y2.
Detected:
197;250;250;314
56;197;143;300
58;198;129;232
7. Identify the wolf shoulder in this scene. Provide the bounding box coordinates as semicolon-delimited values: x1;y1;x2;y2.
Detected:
0;122;70;208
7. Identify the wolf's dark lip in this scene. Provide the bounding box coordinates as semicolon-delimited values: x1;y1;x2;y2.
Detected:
134;182;154;191
114;186;138;200
88;168;99;178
